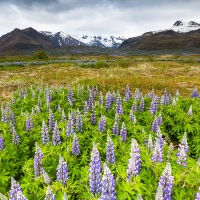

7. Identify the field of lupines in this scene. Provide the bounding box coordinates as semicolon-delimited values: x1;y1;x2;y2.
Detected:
0;84;200;199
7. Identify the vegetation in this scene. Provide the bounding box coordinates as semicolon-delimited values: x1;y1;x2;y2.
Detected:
33;50;48;60
0;84;200;199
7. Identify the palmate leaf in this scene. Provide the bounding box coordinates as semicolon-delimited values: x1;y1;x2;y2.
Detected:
0;170;9;185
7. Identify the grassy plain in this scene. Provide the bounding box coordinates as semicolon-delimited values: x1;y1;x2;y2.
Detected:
1;54;200;102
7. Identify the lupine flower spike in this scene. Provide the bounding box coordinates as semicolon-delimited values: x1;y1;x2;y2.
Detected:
56;155;68;185
158;163;174;200
89;143;101;195
106;136;115;164
43;169;51;185
9;177;22;200
100;163;116;200
72;133;80;156
0;135;4;150
34;143;44;177
44;186;56;200
137;194;143;200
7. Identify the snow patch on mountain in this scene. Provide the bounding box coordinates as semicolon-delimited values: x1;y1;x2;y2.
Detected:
171;20;200;33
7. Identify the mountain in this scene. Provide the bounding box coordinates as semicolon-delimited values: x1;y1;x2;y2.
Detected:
41;31;126;48
0;27;57;53
120;20;200;50
40;31;86;46
72;35;126;48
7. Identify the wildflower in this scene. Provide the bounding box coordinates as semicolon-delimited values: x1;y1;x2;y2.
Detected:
41;120;49;145
76;109;82;132
44;186;56;200
158;163;174;200
52;121;61;145
139;97;145;112
120;122;127;142
34;143;43;177
152;138;163;163
72;134;80;156
124;84;131;102
98;116;106;132
106;136;115;164
9;177;22;200
89;143;101;195
137;194;143;200
100;163;116;200
106;91;113;111
25;114;34;132
48;110;55;130
12;127;20;145
147;133;153;151
127;139;141;180
187;105;193;116
56;155;68;185
91;109;97;125
112;120;119;135
192;86;199;98
152;117;159;133
0;135;4;150
43;169;51;185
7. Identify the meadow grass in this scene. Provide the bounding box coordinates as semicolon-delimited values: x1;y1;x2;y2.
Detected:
0;55;200;102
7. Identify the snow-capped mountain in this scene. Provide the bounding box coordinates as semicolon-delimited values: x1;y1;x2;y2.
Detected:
40;31;85;46
73;35;126;48
41;31;126;48
171;20;200;33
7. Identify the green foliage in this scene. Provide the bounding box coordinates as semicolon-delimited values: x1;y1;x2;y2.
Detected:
33;50;48;60
79;60;108;68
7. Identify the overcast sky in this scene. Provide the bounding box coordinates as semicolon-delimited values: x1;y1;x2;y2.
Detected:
0;0;199;38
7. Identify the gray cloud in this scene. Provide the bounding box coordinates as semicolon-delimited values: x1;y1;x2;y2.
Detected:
0;0;199;37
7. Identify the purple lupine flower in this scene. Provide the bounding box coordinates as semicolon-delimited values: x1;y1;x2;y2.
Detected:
66;113;74;137
25;114;34;132
89;143;101;195
126;139;141;181
100;163;116;200
99;91;104;105
112;91;117;103
164;89;170;105
98;115;106;132
155;185;164;200
195;187;200;200
106;136;115;164
16;191;27;200
152;117;159;133
52;121;61;145
1;107;8;122
56;155;68;185
177;144;187;167
67;87;74;105
187;105;193;116
43;169;51;185
0;135;4;150
76;109;82;132
72;134;80;156
34;143;43;177
147;133;153;151
48;110;55;130
192;86;199;98
176;132;189;167
112;120;119;135
158;163;174;200
149;96;159;115
124;84;131;102
41;120;49;145
88;92;95;110
139;97;145;112
152;138;163;163
120;122;127;142
12;127;20;145
118;104;124;114
131;101;137;111
44;186;56;200
106;91;113;111
9;177;22;200
116;95;122;114
91;109;97;125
